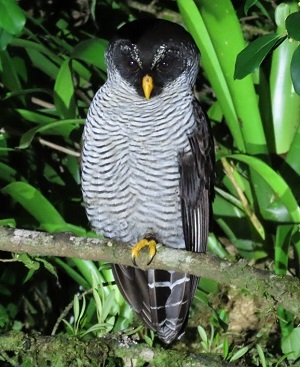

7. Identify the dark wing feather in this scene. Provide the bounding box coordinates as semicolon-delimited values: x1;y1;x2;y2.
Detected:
179;98;215;254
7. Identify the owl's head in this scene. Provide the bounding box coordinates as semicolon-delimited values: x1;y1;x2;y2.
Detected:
105;19;200;99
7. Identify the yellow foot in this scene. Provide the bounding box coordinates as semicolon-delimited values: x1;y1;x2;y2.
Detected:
131;238;157;266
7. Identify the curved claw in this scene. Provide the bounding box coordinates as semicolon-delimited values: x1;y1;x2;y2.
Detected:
131;239;157;266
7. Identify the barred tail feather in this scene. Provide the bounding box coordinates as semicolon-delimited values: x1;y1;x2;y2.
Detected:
112;264;199;344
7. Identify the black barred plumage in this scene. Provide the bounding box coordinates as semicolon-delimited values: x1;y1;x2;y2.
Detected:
81;19;214;344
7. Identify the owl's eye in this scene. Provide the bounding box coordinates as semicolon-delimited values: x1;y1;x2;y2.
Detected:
126;58;139;72
157;58;173;72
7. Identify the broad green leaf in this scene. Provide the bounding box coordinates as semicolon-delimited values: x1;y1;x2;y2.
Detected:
293;231;300;278
71;259;103;289
232;239;267;261
270;3;300;154
282;327;300;360
184;0;268;156
19;119;83;149
11;38;62;66
1;181;67;231
16;109;56;124
0;0;26;35
0;28;13;51
275;224;294;275
178;0;245;152
0;50;22;92
54;258;90;289
54;59;77;119
286;12;300;42
72;38;108;72
291;45;300;96
225;154;300;222
4;88;52;101
234;34;286;80
26;48;59;79
0;162;20;183
278;126;300;220
278;307;294;340
275;3;292;28
208;233;232;260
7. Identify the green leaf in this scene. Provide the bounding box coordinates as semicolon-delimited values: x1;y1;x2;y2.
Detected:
275;3;293;29
73;294;80;325
15;109;56;124
181;0;268;156
282;327;300;360
286;12;300;42
0;0;26;35
178;0;245;152
54;59;77;119
244;0;258;15
1;181;67;231
225;154;300;222
4;88;52;101
0;162;20;183
275;225;294;275
19;119;83;149
270;12;300;154
11;38;62;66
197;326;208;343
26;48;59;79
72;38;108;72
0;28;13;51
0;50;22;92
291;45;300;96
208;233;232;260
234;34;287;79
0;218;16;227
229;346;249;362
256;345;267;367
36;258;58;279
54;258;90;289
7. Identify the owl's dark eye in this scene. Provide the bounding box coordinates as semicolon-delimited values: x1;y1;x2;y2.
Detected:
126;58;139;72
157;58;173;72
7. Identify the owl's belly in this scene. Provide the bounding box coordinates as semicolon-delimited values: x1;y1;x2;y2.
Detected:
81;88;195;249
82;139;185;249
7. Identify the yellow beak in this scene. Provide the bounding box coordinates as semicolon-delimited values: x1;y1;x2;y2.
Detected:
142;75;154;100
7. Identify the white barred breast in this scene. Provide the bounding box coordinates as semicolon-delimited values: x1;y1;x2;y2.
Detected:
81;73;196;249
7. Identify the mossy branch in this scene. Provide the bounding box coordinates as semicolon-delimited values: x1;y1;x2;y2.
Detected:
0;331;246;367
0;226;300;317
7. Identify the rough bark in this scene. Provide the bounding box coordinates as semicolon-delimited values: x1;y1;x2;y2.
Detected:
0;226;300;317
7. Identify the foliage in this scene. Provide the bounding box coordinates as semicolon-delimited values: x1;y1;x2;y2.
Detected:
0;0;300;365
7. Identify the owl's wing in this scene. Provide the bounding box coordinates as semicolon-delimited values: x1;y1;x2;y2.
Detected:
179;98;215;254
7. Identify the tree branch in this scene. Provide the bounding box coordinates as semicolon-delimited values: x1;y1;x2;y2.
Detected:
0;331;246;367
0;226;300;316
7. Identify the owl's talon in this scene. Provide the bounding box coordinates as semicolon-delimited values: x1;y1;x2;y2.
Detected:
131;239;157;266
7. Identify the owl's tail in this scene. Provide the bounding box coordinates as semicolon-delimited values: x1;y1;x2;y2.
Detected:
112;264;199;344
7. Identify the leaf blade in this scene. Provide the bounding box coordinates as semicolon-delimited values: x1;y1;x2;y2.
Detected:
234;34;287;80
